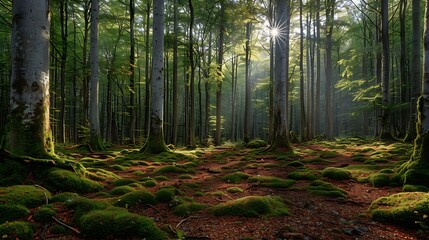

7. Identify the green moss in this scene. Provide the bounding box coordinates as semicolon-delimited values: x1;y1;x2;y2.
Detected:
0;221;35;240
0;185;51;208
51;192;78;203
153;165;188;174
287;161;305;167
173;203;208;217
403;184;429;192
33;206;56;223
110;186;135;195
112;178;139;186
208;167;222;173
133;170;146;176
142;179;158;187
178;174;194;179
248;176;296;188
155;188;177;203
111;164;128;171
0;160;28;186
209;191;226;197
194;191;205;196
80;210;167;239
64;196;110;222
319;151;337;159
44;168;103;193
211;196;290;217
308;180;347;198
114;191;156;208
222;172;250;183
154;175;170;181
369;192;429;227
0;204;29;224
369;173;391;187
226;187;244;193
288;169;319;181
247;139;268;148
321;167;351;180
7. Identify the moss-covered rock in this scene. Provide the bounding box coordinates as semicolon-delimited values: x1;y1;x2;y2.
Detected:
44;168;103;193
142;179;157;187
287;161;305;167
153;165;188;174
222;172;251;184
0;185;51;208
0;204;29;224
173;203;209;217
226;187;244;193
211;196;290;217
308;180;347;198
80;210;167;239
110;186;135;195
246;139;268;148
33;206;56;223
369;192;429;227
114;191;156;208
64;196;110;222
155;188;177;203
288;168;319;181
112;178;139;187
402;184;429;192
248;176;296;188
0;221;35;240
51;192;78;203
369;173;391;187
321;167;351;181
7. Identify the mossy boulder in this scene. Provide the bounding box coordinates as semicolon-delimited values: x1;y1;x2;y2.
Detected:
248;176;296;188
155;188;177;203
321;167;351;181
142;179;158;187
403;184;429;192
369;173;391;187
80;210;167;239
222;172;251;184
153;165;188;174
51;192;78;203
0;185;51;208
0;221;35;240
308;180;347;198
112;178;139;186
110;186;135;195
0;204;29;224
64;196;110;222
0;160;28;186
114;191;156;208
173;203;209;217
33;206;56;223
246;139;268;148
288;169;319;181
44;168;103;193
211;196;290;217
287;161;305;167
369;192;429;227
226;187;244;193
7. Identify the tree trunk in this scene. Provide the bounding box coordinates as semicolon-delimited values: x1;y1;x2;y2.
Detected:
172;0;178;145
129;0;136;144
299;0;306;141
142;0;168;153
215;0;225;146
325;0;335;140
7;0;54;158
188;0;196;148
144;1;152;140
244;21;251;143
59;0;68;144
315;0;321;136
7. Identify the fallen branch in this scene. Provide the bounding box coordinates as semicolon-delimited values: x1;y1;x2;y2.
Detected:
176;216;197;228
52;216;81;234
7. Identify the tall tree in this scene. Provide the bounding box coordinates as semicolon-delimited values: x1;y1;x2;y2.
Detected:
89;0;104;150
244;12;252;143
379;0;391;139
270;0;292;151
215;0;226;146
129;0;136;144
171;0;179;145
299;0;306;141
325;0;335;139
58;0;68;144
187;0;196;148
142;0;168;153
6;0;54;158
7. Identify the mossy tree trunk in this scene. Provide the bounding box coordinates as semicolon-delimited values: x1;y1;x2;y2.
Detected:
399;0;429;186
6;0;55;158
141;0;169;154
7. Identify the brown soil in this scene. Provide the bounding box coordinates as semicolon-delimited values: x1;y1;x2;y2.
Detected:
37;142;424;240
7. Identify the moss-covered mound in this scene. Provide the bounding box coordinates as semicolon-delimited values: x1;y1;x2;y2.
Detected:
403;184;429;192
0;160;29;186
369;192;429;227
155;187;178;203
80;209;167;239
308;180;347;198
114;190;156;208
153;165;188;174
222;172;251;184
51;192;78;203
368;173;391;187
44;168;103;193
0;221;35;240
321;167;351;181
0;185;51;208
288;168;319;181
64;196;110;221
110;186;135;195
246;139;268;148
211;196;290;217
248;176;296;188
0;204;29;224
173;203;209;217
33;206;56;223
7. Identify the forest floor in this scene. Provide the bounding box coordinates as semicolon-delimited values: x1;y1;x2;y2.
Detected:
1;138;426;239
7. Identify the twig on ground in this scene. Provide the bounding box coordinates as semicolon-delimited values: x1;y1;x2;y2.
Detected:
52;216;81;234
176;216;197;228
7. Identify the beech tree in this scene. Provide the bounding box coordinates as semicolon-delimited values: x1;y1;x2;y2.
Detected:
6;0;54;158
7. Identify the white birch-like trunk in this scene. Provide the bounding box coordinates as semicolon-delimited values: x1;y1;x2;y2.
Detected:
7;0;54;157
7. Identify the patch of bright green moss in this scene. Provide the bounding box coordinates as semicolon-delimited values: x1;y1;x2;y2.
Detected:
51;192;78;203
0;185;51;208
248;176;296;188
308;180;347;198
112;178;139;187
178;174;193;179
155;188;177;203
368;173;391;187
132;170;146;176
288;169;319;181
142;179;157;187
80;210;167;239
369;192;429;227
44;168;103;193
0;204;29;224
319;151;337;159
0;221;35;240
33;206;56;223
64;196;110;222
111;164;128;171
246;139;268;148
222;172;251;184
114;191;156;208
110;186;135;195
153;175;170;181
153;165;188;174
209;191;226;197
173;203;209;217
226;187;244;193
211;196;290;217
321;167;351;180
403;184;429;192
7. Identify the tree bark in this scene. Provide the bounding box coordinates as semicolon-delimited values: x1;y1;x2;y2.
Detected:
215;0;225;146
325;0;335;140
129;0;136;144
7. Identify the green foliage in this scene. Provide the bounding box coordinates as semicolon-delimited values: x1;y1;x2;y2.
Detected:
368;173;391;187
0;185;51;208
44;168;103;193
33;206;56;223
155;188;177;203
308;180;347;198
0;204;29;224
173;203;209;217
0;221;35;240
80;210;167;239
246;139;268;148
211;196;290;217
369;192;429;228
114;191;156;208
248;176;296;188
288;168;319;181
110;186;135;195
222;172;250;183
321;167;351;180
